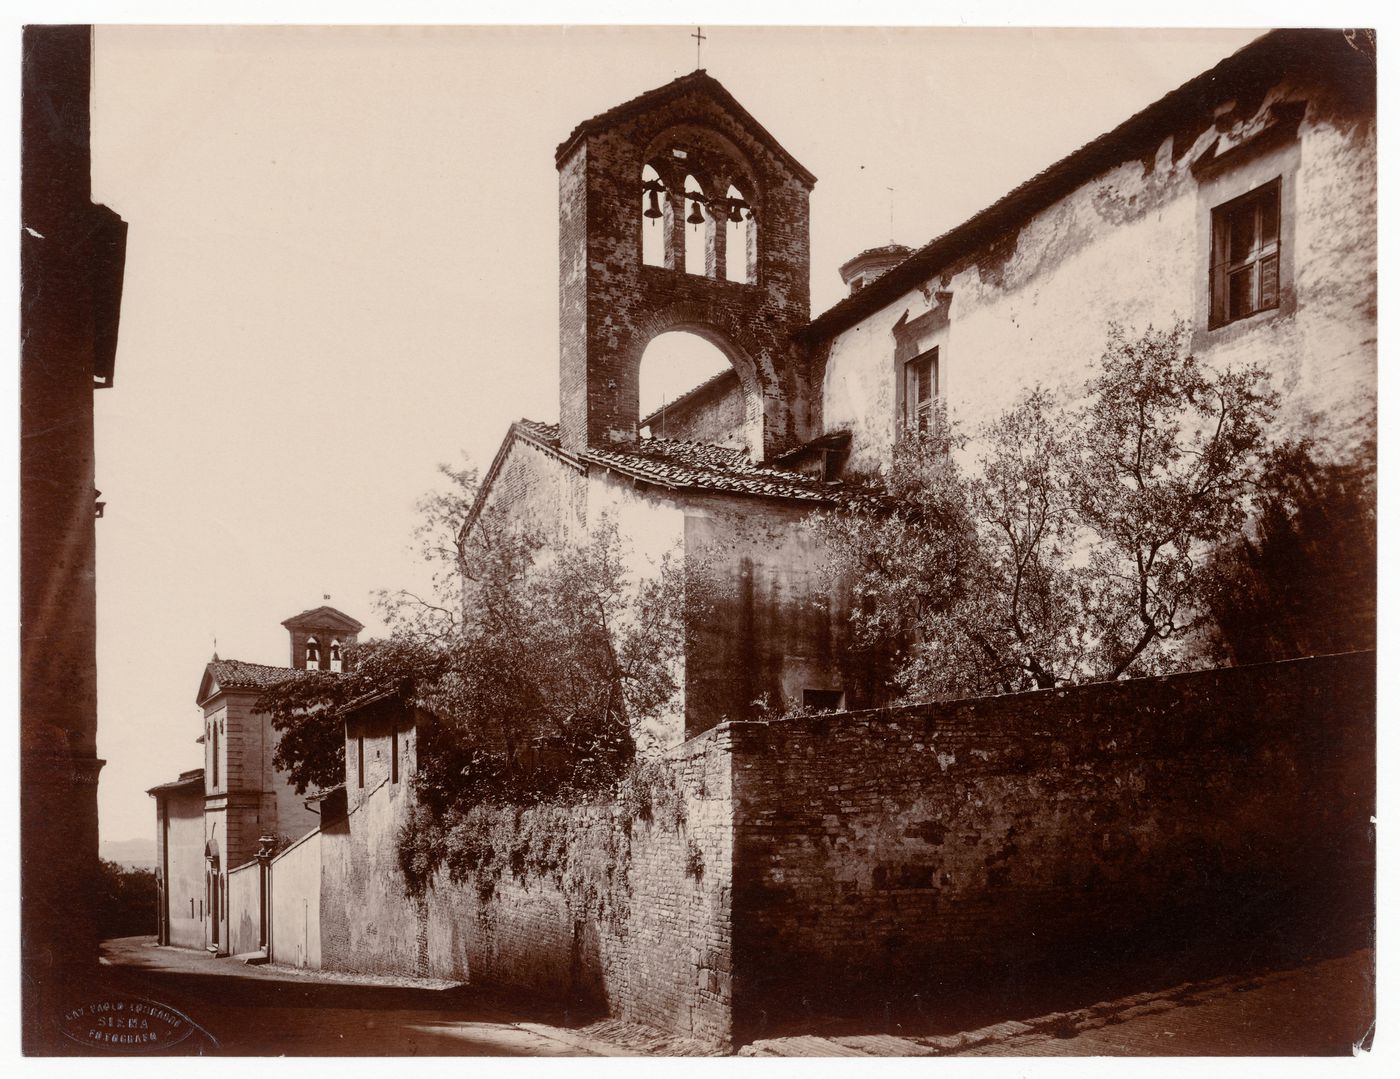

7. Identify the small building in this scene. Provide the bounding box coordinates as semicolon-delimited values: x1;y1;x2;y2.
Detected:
150;603;362;953
147;769;205;949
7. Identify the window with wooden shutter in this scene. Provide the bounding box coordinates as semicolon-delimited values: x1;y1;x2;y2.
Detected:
903;348;938;434
1210;180;1281;327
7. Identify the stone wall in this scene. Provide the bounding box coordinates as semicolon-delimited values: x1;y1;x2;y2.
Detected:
157;784;207;949
727;650;1375;1030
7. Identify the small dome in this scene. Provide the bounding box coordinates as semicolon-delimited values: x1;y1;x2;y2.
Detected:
838;243;913;296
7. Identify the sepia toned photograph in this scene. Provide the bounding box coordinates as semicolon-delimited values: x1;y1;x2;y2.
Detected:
17;16;1378;1061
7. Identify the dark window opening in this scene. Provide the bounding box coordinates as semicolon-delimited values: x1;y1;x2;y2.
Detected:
391;725;399;784
903;348;938;434
1210;180;1281;327
356;735;365;788
803;688;845;712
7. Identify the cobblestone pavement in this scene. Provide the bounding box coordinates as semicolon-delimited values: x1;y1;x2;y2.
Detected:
741;949;1374;1057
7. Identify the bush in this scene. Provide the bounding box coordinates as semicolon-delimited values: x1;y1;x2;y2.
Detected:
94;859;158;940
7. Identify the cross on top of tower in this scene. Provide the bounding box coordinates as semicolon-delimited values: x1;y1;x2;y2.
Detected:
691;27;707;70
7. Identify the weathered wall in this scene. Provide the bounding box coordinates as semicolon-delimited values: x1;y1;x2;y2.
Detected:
728;650;1375;1029
320;727;737;1048
477;431;589;548
226;860;261;956
644;370;747;448
679;493;859;735
425;729;735;1046
320;776;425;977
821;57;1376;474
271;829;321;970
158;786;207;949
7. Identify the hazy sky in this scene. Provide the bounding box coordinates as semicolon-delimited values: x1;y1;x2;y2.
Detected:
90;24;1261;842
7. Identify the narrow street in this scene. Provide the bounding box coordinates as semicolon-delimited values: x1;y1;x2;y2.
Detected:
90;937;616;1056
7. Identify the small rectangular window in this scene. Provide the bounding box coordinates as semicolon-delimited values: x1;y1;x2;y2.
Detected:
190;898;195;919
802;688;845;713
1210;180;1281;327
903;349;938;434
391;724;399;784
357;735;365;788
211;725;218;789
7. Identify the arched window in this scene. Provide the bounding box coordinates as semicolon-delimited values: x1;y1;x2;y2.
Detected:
641;164;668;268
724;183;756;284
682;174;709;276
329;639;343;673
304;636;320;670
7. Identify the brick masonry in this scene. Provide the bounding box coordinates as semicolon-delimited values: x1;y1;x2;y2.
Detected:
558;75;816;461
727;650;1375;1034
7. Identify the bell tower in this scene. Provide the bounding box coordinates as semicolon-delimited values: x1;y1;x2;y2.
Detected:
555;71;817;462
281;604;364;672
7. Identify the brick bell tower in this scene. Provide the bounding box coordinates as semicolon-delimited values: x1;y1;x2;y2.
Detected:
281;604;364;672
555;71;818;462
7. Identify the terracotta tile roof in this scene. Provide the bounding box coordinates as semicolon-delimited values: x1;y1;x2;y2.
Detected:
513;419;865;507
206;658;302;691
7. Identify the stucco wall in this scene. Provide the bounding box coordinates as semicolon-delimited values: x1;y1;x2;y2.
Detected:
320;776;425;977
271;830;321;970
821;67;1376;475
680;493;858;734
727;650;1375;1029
158;786;207;949
226;860;261;956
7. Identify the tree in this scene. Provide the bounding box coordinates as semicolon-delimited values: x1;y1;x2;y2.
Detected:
1202;437;1376;665
813;320;1278;700
256;461;696;813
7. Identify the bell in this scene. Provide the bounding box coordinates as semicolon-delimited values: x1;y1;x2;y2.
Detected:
644;187;663;221
687;200;706;227
727;199;745;224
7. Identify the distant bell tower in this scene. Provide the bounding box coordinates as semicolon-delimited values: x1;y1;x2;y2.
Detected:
554;70;818;462
281;604;364;672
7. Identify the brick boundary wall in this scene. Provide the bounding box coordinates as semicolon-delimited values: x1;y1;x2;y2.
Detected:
727;650;1375;1034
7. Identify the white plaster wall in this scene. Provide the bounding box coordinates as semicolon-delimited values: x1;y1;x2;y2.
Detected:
823;84;1376;475
270;829;322;969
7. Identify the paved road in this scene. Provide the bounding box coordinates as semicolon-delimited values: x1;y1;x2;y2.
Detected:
742;949;1374;1057
92;937;603;1056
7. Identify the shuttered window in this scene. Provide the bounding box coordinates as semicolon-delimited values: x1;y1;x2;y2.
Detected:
903;348;938;434
1210;180;1281;327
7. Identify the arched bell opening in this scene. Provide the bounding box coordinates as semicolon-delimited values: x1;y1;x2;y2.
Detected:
640;163;669;268
682;174;710;276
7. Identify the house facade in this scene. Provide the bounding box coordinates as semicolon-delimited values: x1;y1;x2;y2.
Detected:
149;604;363;954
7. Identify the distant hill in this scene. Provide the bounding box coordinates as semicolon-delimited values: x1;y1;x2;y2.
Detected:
101;837;156;871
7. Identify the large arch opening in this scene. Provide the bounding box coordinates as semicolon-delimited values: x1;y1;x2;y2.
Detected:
638;331;746;450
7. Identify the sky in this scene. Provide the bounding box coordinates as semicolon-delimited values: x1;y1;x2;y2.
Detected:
88;24;1264;842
